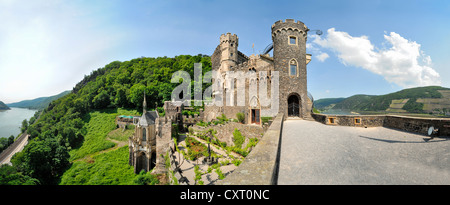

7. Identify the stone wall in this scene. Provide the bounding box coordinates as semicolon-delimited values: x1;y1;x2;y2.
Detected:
311;113;385;127
384;115;450;136
311;113;450;137
217;113;284;185
152;117;173;174
192;121;264;148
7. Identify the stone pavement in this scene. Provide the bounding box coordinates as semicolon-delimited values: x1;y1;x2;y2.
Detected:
278;120;450;185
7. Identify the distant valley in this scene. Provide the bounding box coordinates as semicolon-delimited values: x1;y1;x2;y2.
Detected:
314;86;450;116
7;90;71;110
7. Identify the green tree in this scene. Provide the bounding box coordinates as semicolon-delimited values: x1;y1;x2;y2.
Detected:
21;119;28;133
0;164;39;185
92;90;111;109
7;135;14;146
129;84;147;109
12;133;70;185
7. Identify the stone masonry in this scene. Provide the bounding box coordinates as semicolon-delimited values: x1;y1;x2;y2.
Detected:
204;19;314;125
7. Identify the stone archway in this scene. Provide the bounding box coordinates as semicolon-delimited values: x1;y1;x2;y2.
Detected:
136;152;148;173
288;94;300;117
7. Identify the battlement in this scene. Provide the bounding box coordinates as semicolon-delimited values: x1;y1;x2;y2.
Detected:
271;19;308;37
220;32;239;44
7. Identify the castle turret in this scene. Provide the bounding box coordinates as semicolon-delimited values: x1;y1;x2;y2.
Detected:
271;19;311;119
219;33;239;72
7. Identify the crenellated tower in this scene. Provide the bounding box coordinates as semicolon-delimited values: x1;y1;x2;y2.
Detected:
271;19;311;119
219;33;239;72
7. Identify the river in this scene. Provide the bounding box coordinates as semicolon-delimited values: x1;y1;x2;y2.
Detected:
320;109;360;115
0;107;37;138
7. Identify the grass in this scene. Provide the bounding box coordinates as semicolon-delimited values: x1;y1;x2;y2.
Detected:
108;125;135;141
60;108;164;185
69;108;138;161
60;146;137;185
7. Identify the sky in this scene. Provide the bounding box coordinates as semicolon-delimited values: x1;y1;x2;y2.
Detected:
0;0;449;103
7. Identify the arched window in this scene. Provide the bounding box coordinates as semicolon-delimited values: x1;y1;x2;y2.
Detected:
289;59;298;76
142;128;147;141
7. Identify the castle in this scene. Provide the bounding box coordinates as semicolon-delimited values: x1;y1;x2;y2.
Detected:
129;19;315;174
204;19;314;124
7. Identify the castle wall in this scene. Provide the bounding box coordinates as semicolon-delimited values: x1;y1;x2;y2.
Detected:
311;113;450;137
205;19;314;124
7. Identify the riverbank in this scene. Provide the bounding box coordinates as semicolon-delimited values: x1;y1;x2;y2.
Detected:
0;107;37;138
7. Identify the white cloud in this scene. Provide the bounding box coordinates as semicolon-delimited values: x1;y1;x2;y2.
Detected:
316;52;329;62
312;28;440;88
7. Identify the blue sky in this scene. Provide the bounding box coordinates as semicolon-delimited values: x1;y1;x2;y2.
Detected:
0;0;449;103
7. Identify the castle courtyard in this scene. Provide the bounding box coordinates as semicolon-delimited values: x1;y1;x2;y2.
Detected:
278;119;450;185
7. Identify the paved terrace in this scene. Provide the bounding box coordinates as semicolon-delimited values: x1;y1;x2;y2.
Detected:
278;120;450;185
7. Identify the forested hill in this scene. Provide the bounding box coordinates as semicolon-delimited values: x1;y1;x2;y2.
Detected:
0;101;10;110
313;98;345;110
319;86;450;113
7;91;71;110
1;55;211;185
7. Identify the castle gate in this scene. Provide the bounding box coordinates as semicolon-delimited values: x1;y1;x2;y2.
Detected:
288;94;300;117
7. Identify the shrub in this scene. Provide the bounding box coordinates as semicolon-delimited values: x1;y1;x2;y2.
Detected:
196;120;207;127
232;159;242;166
236;112;245;123
134;170;160;185
232;128;245;149
215;168;225;180
261;116;272;124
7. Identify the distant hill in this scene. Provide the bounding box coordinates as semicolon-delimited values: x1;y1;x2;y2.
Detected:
7;90;71;110
317;86;450;115
0;101;10;110
332;94;375;110
314;98;345;110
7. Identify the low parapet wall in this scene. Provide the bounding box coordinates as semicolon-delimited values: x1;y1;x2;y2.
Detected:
217;113;284;185
311;113;450;137
384;115;450;136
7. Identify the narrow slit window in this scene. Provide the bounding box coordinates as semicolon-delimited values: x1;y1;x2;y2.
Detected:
142;128;147;141
355;118;361;124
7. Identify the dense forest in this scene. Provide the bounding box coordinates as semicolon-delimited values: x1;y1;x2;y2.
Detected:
0;54;211;185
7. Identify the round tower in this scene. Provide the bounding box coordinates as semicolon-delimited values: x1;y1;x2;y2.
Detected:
219;33;238;72
271;19;310;119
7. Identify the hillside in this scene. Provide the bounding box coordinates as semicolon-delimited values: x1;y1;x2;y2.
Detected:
313;98;345;110
322;86;450;115
0;54;211;185
0;101;10;110
7;90;70;110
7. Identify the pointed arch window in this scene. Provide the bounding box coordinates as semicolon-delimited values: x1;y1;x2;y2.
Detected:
289;59;298;77
142;128;147;141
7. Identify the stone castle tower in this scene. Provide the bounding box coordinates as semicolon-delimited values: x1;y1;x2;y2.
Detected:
205;19;313;124
272;19;311;119
219;33;238;72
